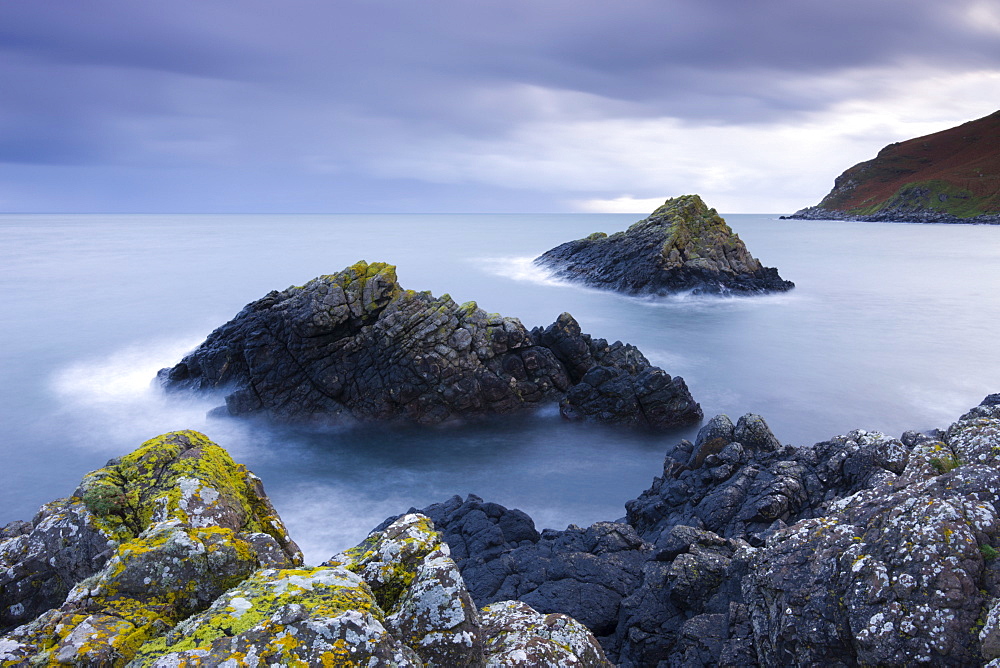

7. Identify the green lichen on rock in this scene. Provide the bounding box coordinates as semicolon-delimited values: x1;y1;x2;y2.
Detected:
1;431;302;666
329;513;485;666
73;430;301;558
4;519;263;666
535;194;793;296
332;514;440;611
2;440;618;667
645;194;762;274
128;566;413;667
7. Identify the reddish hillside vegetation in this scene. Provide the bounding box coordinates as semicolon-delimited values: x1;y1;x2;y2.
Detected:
796;110;1000;221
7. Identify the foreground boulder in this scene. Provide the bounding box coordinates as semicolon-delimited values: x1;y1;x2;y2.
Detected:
535;195;793;296
158;261;701;429
0;431;301;638
0;432;612;667
396;396;1000;666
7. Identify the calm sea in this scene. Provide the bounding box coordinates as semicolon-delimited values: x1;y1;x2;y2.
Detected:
2;213;998;563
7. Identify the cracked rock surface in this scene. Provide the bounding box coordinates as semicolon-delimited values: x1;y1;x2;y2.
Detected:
1;433;610;667
158;261;701;429
395;396;1000;666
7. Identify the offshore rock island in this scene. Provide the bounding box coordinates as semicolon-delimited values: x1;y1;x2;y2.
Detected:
535;194;794;296
158;261;702;430
5;397;1000;665
786;109;1000;224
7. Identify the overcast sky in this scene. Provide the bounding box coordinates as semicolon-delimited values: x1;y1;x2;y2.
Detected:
1;0;998;213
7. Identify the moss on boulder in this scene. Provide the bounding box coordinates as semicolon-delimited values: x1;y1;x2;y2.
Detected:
1;436;610;667
536;195;793;296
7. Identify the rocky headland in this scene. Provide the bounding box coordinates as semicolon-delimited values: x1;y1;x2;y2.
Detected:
534;195;794;296
785;110;1000;224
5;397;1000;665
158;261;702;429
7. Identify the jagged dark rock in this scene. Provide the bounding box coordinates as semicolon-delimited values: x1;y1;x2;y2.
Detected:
0;433;611;667
157;261;702;429
392;396;1000;666
535;194;794;296
784;110;1000;224
377;492;650;652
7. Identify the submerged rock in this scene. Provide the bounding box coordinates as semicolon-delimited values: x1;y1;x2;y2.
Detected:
0;433;612;667
158;261;701;429
535;195;794;296
396;397;1000;666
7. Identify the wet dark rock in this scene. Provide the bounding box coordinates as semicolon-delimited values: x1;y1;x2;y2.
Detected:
784;205;1000;225
382;493;651;653
535;194;794;296
158;261;701;430
393;398;1000;666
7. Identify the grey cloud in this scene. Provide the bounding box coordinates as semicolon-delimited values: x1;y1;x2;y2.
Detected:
3;0;994;127
0;0;996;210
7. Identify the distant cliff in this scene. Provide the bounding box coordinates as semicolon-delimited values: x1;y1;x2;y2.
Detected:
536;195;793;296
787;110;1000;224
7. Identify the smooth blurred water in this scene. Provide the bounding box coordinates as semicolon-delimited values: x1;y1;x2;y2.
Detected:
2;213;999;563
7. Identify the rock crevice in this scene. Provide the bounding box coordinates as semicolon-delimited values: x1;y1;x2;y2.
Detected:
394;396;1000;666
0;432;613;667
158;261;702;429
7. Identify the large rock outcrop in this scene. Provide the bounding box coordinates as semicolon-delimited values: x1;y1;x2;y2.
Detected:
0;431;302;638
0;432;612;667
158;261;702;429
786;109;1000;224
393;396;1000;666
535;195;794;296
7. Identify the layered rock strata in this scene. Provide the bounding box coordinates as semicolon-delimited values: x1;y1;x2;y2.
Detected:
390;396;1000;666
0;432;611;667
535;195;793;296
158;261;702;429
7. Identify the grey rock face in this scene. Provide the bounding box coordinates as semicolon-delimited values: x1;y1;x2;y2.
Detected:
536;195;794;296
534;312;703;428
380;493;651;647
158;262;701;429
399;397;1000;666
0;498;116;633
480;600;614;667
